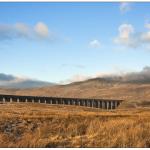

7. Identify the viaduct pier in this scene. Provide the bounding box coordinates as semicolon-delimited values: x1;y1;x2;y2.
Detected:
0;94;123;109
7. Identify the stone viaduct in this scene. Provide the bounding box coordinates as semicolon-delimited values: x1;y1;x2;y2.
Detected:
0;94;123;109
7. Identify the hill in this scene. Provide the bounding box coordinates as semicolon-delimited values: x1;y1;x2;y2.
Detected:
1;77;150;108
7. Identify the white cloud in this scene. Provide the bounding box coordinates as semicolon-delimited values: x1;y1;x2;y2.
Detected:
120;2;131;14
114;24;139;48
118;24;134;39
15;23;31;38
69;74;90;83
145;23;150;29
34;22;49;38
89;39;101;48
141;31;150;42
114;23;150;48
0;22;53;41
59;74;90;84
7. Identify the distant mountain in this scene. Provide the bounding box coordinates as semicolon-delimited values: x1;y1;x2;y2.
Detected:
0;80;55;89
0;73;55;89
1;80;55;89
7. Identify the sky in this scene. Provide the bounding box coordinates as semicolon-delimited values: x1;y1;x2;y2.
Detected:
0;2;150;84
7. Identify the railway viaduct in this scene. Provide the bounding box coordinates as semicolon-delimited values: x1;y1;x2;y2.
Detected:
0;94;123;109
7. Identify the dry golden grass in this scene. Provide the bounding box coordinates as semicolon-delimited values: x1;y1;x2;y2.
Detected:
0;103;150;147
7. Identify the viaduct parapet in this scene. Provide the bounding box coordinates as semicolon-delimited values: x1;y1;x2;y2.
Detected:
0;94;123;109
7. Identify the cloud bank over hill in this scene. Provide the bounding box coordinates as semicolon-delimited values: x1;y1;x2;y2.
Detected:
61;66;150;84
0;73;55;89
120;66;150;83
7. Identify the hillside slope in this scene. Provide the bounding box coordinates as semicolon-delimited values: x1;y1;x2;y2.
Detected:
0;78;150;108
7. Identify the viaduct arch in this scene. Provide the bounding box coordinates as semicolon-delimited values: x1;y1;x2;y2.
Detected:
0;94;123;109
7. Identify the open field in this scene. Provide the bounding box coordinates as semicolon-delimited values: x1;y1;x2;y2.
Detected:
0;103;150;147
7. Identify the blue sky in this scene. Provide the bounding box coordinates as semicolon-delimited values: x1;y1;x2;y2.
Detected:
0;2;150;83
